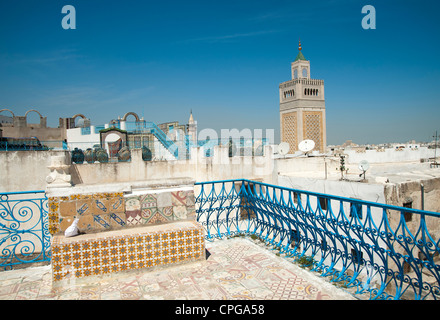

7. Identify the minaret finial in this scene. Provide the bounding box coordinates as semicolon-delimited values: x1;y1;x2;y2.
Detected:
298;39;302;51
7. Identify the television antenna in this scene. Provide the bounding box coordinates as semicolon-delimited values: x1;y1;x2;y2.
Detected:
278;142;290;157
298;139;315;156
434;130;439;166
358;160;370;180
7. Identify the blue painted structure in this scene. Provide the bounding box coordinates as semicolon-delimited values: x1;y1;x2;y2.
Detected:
0;191;50;270
195;179;440;300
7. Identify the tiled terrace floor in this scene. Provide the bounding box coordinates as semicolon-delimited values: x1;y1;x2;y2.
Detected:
0;237;355;300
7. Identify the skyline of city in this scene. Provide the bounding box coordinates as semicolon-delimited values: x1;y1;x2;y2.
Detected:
1;0;440;145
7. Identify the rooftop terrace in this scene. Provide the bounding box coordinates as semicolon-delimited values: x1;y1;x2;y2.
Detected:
0;237;354;300
1;179;439;301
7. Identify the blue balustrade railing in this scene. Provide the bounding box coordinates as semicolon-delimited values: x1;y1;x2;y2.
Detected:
195;179;440;300
3;179;439;300
0;191;51;270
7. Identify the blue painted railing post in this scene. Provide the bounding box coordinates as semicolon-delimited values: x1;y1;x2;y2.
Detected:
0;191;50;270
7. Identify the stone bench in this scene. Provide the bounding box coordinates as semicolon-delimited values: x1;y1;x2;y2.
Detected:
51;220;205;282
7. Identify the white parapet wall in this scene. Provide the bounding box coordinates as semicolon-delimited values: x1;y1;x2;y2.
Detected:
0;150;68;192
344;147;438;164
0;145;276;193
71;145;276;185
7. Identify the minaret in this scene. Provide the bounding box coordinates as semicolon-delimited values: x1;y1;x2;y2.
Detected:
187;110;197;143
279;40;326;153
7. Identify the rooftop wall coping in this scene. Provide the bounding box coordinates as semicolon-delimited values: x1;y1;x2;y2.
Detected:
46;177;195;197
52;220;202;244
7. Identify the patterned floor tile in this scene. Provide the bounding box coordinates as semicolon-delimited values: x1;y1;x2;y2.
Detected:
101;291;121;299
0;283;19;297
139;282;161;293
0;238;356;300
0;293;18;300
240;277;263;290
58;289;81;300
79;285;101;300
121;288;142;300
17;280;41;293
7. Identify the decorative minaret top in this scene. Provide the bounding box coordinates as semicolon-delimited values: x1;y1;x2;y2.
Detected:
294;39;307;62
187;109;197;143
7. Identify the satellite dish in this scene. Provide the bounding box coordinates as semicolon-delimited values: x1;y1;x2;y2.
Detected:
359;160;370;180
298;139;315;155
278;142;290;156
359;160;370;172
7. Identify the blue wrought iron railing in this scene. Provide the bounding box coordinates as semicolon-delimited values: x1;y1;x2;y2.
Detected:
0;191;51;270
2;180;439;300
195;179;440;300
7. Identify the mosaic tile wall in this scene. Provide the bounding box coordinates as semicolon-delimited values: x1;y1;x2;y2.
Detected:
51;221;205;281
48;189;196;235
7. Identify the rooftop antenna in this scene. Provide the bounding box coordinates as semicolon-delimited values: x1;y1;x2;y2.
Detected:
358;160;370;180
298;139;315;156
278;142;290;158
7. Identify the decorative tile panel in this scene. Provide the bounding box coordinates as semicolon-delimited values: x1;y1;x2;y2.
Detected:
110;212;126;228
140;194;157;209
126;210;143;226
76;200;92;216
171;191;187;206
141;207;156;222
51;221;205;281
91;199;108;215
49;192;128;235
186;190;195;207
94;214;111;231
148;210;170;224
173;205;187;220
107;197;125;213
156;192;172;207
59;201;77;217
50;187;195;236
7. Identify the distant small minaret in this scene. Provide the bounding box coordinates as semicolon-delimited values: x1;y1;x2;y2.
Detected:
279;40;326;153
187;109;197;143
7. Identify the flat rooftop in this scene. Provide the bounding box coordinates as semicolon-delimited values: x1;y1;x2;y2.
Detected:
0;237;355;301
281;159;440;185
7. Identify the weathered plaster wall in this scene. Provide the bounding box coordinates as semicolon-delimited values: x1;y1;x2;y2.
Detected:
0;150;66;192
0;145;276;193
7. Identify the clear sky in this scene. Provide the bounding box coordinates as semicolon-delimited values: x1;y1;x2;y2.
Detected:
1;0;439;145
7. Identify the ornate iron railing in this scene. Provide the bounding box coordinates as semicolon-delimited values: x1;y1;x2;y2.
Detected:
0;191;51;270
195;179;440;300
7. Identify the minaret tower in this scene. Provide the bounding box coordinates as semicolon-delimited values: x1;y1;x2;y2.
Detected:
279;40;326;153
187;109;197;143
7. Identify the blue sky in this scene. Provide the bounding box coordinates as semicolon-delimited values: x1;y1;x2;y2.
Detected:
1;0;440;145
